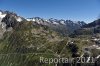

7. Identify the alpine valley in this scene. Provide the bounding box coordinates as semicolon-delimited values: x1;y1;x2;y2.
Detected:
0;10;100;66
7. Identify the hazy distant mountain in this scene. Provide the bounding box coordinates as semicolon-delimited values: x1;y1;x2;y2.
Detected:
70;19;100;36
26;17;86;36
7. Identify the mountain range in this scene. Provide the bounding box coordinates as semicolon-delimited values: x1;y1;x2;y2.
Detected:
0;10;87;36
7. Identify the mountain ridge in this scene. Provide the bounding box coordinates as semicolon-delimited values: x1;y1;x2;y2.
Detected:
0;10;87;36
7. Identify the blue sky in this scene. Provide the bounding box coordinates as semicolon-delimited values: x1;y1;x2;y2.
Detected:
0;0;100;23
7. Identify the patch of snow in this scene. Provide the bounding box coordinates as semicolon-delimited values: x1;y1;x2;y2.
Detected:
52;22;59;25
0;12;6;28
93;45;98;47
45;19;48;21
32;18;35;21
97;47;100;49
26;19;31;21
92;38;100;41
96;55;100;59
60;21;65;25
16;17;22;22
71;42;74;43
26;18;35;22
94;38;99;41
0;12;6;19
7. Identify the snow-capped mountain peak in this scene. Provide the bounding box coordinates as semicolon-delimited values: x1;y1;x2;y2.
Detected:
0;11;6;19
0;10;87;37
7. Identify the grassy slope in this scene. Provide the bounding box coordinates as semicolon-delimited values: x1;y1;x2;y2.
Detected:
0;21;99;66
0;21;70;66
